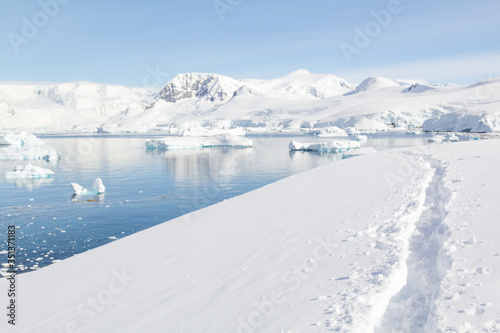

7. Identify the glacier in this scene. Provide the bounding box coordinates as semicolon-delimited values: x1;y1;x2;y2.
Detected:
2;70;500;134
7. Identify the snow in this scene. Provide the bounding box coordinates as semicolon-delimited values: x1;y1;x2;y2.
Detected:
2;73;500;133
5;164;55;179
145;134;253;150
0;131;60;161
352;76;400;94
289;139;361;152
1;139;500;332
2;131;45;146
342;146;377;159
316;126;348;137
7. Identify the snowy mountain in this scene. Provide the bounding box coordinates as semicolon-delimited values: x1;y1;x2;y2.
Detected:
352;76;399;94
154;73;245;104
0;81;157;132
1;71;500;133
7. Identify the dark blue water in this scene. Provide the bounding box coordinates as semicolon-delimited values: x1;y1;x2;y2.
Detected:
0;133;434;275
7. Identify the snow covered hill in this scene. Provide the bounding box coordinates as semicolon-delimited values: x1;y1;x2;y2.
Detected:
1;72;499;133
0;81;157;132
2;139;499;332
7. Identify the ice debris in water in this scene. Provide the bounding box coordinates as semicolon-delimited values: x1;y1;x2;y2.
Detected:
289;140;361;152
71;178;106;195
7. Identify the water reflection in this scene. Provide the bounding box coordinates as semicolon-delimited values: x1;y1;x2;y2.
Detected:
5;177;55;190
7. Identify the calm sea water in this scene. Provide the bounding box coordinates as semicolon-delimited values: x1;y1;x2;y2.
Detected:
0;133;434;275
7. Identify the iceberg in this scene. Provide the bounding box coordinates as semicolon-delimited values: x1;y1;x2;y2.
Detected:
0;131;60;161
289;140;361;152
146;134;253;150
428;135;446;143
5;164;55;179
71;178;106;195
2;131;45;146
353;134;368;141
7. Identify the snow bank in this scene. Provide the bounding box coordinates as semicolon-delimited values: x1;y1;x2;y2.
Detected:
2;140;500;332
0;131;60;161
5;164;55;179
146;134;253;150
342;146;377;158
289;139;360;152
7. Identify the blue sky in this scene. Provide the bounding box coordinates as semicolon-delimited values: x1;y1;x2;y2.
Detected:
1;0;499;87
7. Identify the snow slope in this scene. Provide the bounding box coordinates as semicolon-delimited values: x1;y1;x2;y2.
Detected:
2;139;499;332
0;81;156;132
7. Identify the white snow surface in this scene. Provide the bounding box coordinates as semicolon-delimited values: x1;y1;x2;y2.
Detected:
289;139;361;152
145;134;253;149
2;72;500;133
5;164;54;179
1;139;500;332
342;146;377;159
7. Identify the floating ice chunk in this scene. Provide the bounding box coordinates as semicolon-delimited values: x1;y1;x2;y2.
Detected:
289;140;361;152
2;131;45;146
343;147;377;159
5;164;55;179
71;183;85;195
92;178;106;194
0;131;60;161
446;134;459;142
71;178;105;195
146;134;253;150
353;134;368;141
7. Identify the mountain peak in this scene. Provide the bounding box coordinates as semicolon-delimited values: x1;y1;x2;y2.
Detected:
353;76;399;94
157;73;244;103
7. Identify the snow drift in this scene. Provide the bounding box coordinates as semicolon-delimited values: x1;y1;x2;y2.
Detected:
3;139;500;332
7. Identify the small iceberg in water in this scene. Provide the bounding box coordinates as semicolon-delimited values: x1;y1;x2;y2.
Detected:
5;164;55;179
289;140;361;153
71;178;106;195
0;131;60;161
146;134;253;150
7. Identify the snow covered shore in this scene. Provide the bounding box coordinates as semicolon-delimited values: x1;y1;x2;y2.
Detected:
1;139;499;332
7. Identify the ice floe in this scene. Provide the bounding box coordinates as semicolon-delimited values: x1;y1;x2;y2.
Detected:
289;139;361;152
5;164;55;179
145;134;253;150
0;131;60;161
71;178;106;195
